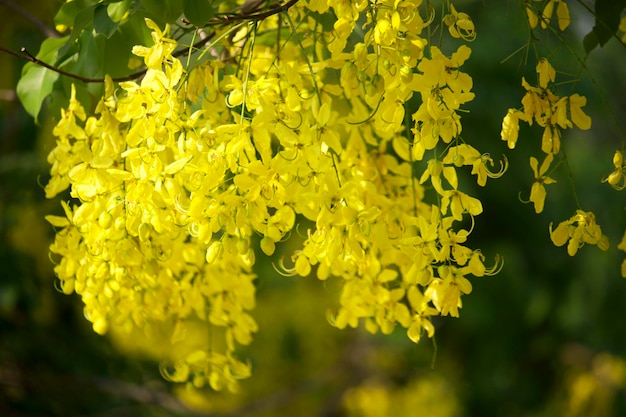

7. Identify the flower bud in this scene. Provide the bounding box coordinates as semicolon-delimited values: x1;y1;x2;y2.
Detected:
206;241;223;264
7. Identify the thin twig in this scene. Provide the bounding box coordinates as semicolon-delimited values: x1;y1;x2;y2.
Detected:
0;0;59;38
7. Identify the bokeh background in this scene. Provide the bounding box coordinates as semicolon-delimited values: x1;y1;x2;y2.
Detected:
1;1;625;416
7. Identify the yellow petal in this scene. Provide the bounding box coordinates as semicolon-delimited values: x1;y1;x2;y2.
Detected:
541;126;553;154
501;109;521;149
164;156;192;175
456;276;473;294
530;156;540;177
536;58;555;89
260;237;275;256
569;94;591;130
530;182;547;213
45;215;70;227
550;222;570;247
539;152;554;175
556;1;570;31
526;5;539;28
618;231;626;252
567;238;580;256
295;255;311;277
541;0;555;29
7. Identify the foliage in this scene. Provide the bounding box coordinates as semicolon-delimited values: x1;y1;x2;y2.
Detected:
3;0;626;415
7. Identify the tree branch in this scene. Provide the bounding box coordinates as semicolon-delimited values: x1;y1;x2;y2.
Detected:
215;0;299;23
0;46;136;83
0;0;59;38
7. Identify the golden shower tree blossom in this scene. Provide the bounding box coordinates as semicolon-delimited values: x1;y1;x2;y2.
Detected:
28;0;623;394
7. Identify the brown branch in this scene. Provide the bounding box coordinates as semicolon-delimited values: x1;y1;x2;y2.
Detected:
1;45;132;83
0;0;59;39
214;0;299;23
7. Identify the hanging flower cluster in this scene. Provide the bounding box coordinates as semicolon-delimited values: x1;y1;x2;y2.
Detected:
501;9;615;267
40;0;529;390
501;58;593;218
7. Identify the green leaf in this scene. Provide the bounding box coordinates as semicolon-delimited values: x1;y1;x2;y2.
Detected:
73;30;105;79
107;0;134;22
16;37;69;122
582;32;598;55
583;0;626;54
140;0;184;23
54;0;99;27
183;0;215;27
102;30;139;77
68;5;98;45
94;4;121;38
111;10;155;69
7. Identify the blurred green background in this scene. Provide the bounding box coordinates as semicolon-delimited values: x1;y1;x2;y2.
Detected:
1;1;625;416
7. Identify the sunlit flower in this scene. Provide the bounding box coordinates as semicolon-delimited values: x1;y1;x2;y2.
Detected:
529;153;556;213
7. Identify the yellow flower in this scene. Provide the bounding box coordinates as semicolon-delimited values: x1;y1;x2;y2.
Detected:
536;58;556;89
602;150;626;190
550;210;609;256
374;18;396;46
440;189;483;221
442;4;476;41
529;153;556;213
568;94;592;130
501;109;529;149
406;286;437;343
131;18;176;69
419;158;458;195
427;265;472;318
52;84;86;140
443;144;508;187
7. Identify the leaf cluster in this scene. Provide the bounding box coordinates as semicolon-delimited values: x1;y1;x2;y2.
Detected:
16;0;227;121
583;0;626;54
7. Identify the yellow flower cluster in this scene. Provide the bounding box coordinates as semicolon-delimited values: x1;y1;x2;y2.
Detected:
502;58;592;215
46;19;256;392
45;2;502;388
502;59;591;157
501;55;611;258
549;210;609;256
562;351;626;416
